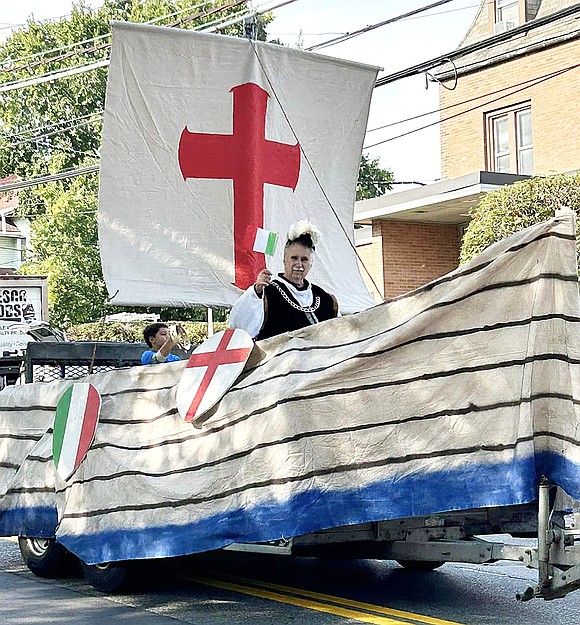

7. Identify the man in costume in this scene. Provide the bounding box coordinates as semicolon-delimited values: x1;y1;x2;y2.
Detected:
229;221;338;340
141;322;185;365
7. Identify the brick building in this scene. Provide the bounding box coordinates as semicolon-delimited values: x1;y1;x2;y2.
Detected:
355;0;580;300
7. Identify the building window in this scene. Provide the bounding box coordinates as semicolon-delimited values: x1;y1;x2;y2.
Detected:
486;104;533;175
516;108;533;174
495;0;519;25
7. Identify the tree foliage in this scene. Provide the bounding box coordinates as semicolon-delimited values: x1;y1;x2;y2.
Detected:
18;172;104;326
460;173;580;266
1;2;392;328
0;1;269;326
356;153;394;201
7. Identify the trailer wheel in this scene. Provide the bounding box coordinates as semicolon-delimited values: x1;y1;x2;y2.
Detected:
81;560;132;593
18;536;77;578
396;560;445;571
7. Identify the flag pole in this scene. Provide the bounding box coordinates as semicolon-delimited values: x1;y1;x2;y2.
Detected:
207;307;214;337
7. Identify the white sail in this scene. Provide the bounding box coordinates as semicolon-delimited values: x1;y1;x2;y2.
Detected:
99;22;379;313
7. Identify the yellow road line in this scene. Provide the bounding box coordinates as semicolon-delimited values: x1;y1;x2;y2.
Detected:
185;574;411;625
219;574;465;625
183;573;466;625
0;537;18;543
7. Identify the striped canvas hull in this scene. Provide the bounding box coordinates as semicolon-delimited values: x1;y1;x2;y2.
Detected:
1;214;579;565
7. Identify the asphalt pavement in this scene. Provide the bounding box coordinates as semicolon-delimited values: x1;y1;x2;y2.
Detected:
0;569;182;625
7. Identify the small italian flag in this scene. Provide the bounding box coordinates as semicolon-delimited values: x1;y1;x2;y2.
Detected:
53;383;101;481
253;227;279;256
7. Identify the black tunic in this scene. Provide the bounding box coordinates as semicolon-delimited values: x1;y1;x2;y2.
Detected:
256;279;337;341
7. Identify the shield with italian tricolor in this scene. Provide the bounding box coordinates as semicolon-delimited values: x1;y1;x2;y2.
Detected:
53;383;101;481
176;328;253;425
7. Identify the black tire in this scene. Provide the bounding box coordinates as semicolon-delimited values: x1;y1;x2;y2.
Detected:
81;560;132;593
396;559;445;571
18;536;77;578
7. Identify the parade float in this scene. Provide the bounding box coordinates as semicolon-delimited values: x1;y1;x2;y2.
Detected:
1;22;580;598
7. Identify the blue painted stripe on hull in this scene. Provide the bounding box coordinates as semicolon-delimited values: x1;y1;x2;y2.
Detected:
0;506;58;538
7;453;579;565
61;455;543;564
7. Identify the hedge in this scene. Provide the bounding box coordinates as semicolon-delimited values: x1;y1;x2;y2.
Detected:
66;320;228;344
460;173;580;265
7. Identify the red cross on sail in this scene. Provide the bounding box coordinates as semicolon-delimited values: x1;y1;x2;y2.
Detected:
176;328;254;424
178;82;301;290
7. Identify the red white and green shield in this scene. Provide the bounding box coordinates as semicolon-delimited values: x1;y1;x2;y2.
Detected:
53;383;101;481
176;329;253;424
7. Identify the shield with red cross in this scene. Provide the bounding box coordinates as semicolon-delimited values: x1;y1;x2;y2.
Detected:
176;329;254;425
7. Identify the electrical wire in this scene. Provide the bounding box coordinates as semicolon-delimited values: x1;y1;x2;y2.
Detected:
0;1;215;70
373;3;580;87
307;0;456;51
0;116;102;150
3;4;578;146
364;61;580;149
0;0;282;92
2;58;577;194
2;2;578;193
0;58;109;94
365;70;565;133
0;166;99;193
0;111;103;141
4;51;575;165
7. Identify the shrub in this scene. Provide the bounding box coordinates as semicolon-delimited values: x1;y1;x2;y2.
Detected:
66;321;228;344
460;173;580;266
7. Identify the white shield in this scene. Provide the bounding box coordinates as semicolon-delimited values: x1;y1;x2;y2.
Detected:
176;328;254;425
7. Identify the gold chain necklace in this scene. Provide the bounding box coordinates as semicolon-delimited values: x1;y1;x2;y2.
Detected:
272;281;321;313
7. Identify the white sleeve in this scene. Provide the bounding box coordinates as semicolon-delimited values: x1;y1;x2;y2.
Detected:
228;286;265;338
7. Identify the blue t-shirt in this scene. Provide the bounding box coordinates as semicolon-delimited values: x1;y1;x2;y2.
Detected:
141;350;181;365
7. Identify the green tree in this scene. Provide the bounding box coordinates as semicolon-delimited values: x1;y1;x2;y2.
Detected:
19;172;104;326
0;1;267;178
356;153;394;201
460;173;580;266
0;1;270;326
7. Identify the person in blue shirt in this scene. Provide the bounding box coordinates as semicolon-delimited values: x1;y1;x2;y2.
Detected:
141;322;185;365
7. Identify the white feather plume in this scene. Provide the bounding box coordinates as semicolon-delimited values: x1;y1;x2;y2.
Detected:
287;220;321;247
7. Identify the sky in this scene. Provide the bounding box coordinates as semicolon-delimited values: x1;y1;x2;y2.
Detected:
0;0;481;183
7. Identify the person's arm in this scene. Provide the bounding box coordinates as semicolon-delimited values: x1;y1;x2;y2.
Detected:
143;325;184;365
330;294;339;317
157;332;177;360
229;274;271;338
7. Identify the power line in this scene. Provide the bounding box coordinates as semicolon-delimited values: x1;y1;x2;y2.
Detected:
373;3;580;87
0;115;102;150
307;0;456;51
3;3;578;191
0;0;285;93
0;166;99;193
3;2;577;144
4;58;577;194
0;1;214;70
0;111;103;141
364;61;580;149
0;58;109;94
5;20;578;158
365;66;576;134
